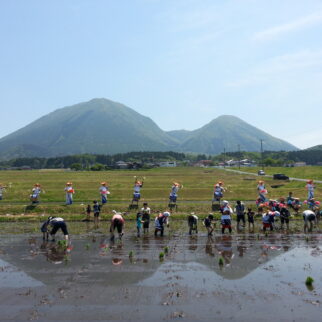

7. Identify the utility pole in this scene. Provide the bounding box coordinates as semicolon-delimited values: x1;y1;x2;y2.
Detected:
260;139;264;169
223;148;226;168
238;144;241;169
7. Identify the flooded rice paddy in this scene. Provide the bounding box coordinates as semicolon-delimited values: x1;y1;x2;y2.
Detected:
1;221;322;321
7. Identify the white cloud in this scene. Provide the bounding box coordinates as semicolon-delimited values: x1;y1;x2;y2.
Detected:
253;12;322;41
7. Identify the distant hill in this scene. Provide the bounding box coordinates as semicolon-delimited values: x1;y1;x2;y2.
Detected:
0;99;297;160
305;145;322;151
176;115;297;154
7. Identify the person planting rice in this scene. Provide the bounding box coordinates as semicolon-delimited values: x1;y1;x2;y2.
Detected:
213;181;225;202
41;216;69;242
64;182;74;205
262;212;272;232
204;214;215;236
292;198;301;215
247;208;255;231
141;202;151;234
169;182;182;203
30;183;42;204
154;211;170;237
99;182;109;204
235;200;245;230
257;180;267;203
187;212;198;235
306;180;315;200
303;209;317;233
110;211;125;242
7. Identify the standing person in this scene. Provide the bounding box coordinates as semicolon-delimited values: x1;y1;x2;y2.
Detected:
306;180;315;200
133;177;144;199
0;183;7;201
221;200;233;215
169;182;182;203
110;211;125;242
204;214;215;236
235;200;245;230
136;212;143;237
83;204;91;222
303;209;316;233
257;180;267;203
187;213;198;235
41;216;69;242
64;182;75;205
99;182;109;205
141;202;151;234
262;212;272;232
214;181;225;201
30;183;41;204
93;200;101;223
280;205;290;230
287;192;295;207
247;208;255;231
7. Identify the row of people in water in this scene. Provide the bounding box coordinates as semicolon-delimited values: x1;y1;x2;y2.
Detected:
41;200;321;245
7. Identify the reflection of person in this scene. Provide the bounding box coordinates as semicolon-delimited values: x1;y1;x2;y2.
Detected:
41;216;69;241
110;211;125;241
187;213;198;235
215;236;233;265
41;242;68;264
64;182;74;205
141;202;151;234
30;183;41;204
303;209;316;233
99;182;109;204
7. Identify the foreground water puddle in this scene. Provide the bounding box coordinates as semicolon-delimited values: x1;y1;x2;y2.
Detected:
1;222;322;320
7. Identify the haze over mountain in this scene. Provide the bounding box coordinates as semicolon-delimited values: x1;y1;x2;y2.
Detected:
0;98;297;160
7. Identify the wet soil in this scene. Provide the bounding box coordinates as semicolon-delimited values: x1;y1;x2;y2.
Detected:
1;221;322;321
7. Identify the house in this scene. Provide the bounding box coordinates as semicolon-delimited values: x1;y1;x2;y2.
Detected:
115;161;129;169
159;161;177;167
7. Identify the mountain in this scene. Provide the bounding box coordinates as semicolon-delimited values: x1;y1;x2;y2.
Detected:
176;115;297;154
305;145;322;151
0;98;177;159
0;99;297;160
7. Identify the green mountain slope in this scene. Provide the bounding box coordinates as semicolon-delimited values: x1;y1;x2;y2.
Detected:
0;98;177;158
0;101;298;160
177;115;297;153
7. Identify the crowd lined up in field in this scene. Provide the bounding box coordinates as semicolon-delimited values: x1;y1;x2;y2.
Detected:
8;176;316;243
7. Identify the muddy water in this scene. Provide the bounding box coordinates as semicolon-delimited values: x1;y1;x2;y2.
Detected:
1;222;322;321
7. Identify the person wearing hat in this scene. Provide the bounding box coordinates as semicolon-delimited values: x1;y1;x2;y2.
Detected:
154;211;170;237
187;212;198;235
306;180;315;200
64;182;75;205
257;180;267;203
169;182;182;203
99;182;110;204
30;183;41;204
214;181;225;201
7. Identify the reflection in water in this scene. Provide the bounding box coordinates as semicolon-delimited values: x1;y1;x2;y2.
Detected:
215;236;234;265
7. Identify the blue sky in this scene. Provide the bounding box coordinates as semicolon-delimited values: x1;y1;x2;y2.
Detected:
1;0;322;149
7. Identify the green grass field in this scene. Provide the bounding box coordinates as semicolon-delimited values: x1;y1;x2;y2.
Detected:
0;167;320;220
